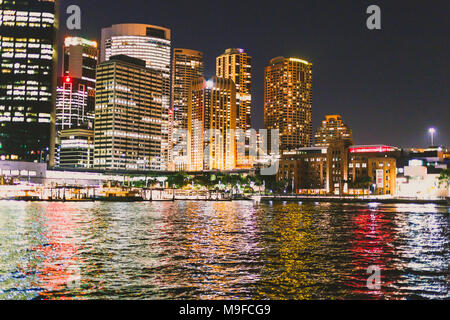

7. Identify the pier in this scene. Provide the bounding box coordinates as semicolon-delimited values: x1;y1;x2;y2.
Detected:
0;185;234;202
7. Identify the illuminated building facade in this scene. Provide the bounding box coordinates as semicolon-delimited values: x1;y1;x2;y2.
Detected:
171;48;204;170
63;37;98;91
188;77;237;171
349;145;400;196
278;141;400;195
101;24;171;170
264;57;313;152
0;0;58;164
278;147;327;193
217;48;253;168
326;139;351;194
216;48;252;131
94;55;163;171
315;115;353;147
58;128;94;168
60;37;98;126
56;77;92;131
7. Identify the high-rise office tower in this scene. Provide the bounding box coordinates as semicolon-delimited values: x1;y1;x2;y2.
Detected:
94;55;163;171
264;57;313;152
314;115;353;148
216;48;252;168
55;37;98;167
56;37;98;131
188;77;236;171
62;36;98;120
216;48;252;131
56;76;91;131
171;48;204;170
101;24;171;170
0;0;58;164
63;37;98;91
172;49;204;131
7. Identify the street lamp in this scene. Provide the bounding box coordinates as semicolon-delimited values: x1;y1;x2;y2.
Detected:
428;128;436;147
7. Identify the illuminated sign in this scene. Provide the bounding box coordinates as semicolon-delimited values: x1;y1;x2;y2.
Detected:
349;146;395;153
376;169;384;188
64;76;72;83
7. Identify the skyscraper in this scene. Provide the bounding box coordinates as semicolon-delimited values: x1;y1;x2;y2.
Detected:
216;48;252;131
171;48;204;170
63;37;98;92
101;24;171;170
56;76;91;131
314;115;353;147
264;57;313;153
188;77;237;171
56;37;98;131
0;0;58;164
94;55;163;171
172;48;204;131
216;48;253;168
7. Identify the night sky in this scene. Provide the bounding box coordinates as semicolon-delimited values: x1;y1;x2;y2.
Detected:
60;0;449;148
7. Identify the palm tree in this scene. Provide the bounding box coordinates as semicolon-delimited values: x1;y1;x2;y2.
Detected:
438;169;449;188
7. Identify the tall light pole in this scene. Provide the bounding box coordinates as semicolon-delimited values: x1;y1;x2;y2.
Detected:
428;128;436;146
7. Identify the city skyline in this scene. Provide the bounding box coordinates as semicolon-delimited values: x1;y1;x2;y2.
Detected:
59;0;449;148
0;1;448;304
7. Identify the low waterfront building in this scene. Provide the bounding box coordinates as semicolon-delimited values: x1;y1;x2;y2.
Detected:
278;147;327;192
0;161;47;184
401;146;449;171
277;141;400;195
348;145;400;196
397;161;449;198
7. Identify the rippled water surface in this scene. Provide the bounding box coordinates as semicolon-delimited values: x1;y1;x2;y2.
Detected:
0;201;448;300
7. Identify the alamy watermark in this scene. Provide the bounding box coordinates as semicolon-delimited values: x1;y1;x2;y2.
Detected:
66;5;81;30
366;5;381;30
171;127;280;175
366;265;381;290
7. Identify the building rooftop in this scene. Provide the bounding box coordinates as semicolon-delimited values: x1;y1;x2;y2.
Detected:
108;55;146;67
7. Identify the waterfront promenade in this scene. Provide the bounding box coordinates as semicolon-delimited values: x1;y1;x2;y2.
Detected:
253;195;449;205
0;184;447;205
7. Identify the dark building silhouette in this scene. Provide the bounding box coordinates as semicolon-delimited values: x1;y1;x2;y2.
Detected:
0;0;58;164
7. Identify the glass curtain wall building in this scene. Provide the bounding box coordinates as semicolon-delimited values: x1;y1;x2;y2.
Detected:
0;0;58;164
101;23;171;170
94;55;163;171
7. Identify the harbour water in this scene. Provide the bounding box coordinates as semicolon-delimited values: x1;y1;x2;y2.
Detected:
0;200;448;300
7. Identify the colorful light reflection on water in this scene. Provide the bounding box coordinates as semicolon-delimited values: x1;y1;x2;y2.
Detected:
0;201;448;300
